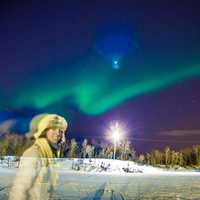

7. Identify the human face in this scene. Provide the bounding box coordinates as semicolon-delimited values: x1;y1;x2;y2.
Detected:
46;128;65;144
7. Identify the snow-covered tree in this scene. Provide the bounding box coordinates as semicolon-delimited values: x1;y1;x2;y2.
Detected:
164;146;171;166
81;139;88;158
85;144;94;158
138;154;145;164
68;138;79;158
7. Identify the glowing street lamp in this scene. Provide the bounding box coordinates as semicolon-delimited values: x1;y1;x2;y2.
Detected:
108;121;124;160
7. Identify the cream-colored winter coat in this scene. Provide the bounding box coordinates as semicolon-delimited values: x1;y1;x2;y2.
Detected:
9;138;59;200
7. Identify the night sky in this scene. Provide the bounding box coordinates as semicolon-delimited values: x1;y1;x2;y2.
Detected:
0;0;200;152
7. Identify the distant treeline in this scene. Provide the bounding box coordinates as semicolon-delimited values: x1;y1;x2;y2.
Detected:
0;133;200;167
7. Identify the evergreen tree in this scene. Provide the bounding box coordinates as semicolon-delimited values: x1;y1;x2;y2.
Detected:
81;139;88;158
68;138;79;158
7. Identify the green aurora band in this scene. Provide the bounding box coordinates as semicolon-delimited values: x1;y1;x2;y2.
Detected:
14;59;200;115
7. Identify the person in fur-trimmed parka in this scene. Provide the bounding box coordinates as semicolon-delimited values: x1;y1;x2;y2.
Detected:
9;114;68;200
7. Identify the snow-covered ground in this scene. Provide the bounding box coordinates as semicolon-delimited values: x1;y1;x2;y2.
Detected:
0;156;199;175
1;157;200;199
58;158;200;175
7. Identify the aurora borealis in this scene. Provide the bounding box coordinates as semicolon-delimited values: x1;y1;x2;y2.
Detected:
13;61;200;115
0;0;200;151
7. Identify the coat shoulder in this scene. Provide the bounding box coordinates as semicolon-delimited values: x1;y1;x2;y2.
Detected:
22;144;41;158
